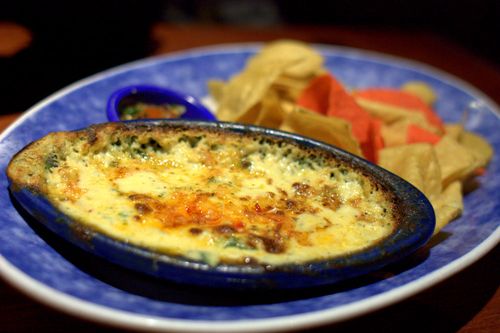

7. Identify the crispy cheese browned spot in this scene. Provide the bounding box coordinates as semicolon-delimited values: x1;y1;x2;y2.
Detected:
7;123;399;266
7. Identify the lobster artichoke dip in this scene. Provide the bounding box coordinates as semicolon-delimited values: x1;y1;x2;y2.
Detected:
7;121;403;270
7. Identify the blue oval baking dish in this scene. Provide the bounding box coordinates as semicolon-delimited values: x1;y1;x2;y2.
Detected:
106;85;217;122
7;120;435;289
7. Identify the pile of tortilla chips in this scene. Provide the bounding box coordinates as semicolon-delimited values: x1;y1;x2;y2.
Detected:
209;40;493;235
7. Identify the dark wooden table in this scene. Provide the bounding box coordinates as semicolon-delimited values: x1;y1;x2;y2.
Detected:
1;24;499;333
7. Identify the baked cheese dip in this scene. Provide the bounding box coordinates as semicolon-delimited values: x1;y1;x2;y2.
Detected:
7;122;399;266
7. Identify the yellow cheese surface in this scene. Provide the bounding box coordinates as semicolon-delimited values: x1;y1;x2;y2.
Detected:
41;127;397;266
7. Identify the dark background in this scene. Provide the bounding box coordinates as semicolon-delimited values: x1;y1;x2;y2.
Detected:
1;0;499;113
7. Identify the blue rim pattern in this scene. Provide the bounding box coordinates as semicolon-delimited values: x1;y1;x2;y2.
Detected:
0;44;499;324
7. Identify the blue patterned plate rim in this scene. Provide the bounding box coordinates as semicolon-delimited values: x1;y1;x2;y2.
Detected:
0;43;499;333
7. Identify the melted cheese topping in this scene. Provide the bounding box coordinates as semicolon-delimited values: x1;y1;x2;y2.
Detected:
43;130;397;266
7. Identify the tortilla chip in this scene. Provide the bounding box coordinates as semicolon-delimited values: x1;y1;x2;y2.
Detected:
355;97;441;133
378;143;442;201
401;81;437;106
407;124;442;145
435;135;478;187
253;40;324;78
207;80;226;104
272;75;314;101
432;181;463;234
215;40;325;122
254;89;288;128
459;131;493;168
368;119;384;164
353;88;444;131
297;73;378;160
444;123;464;141
381;121;409;147
216;60;292;122
280;107;363;157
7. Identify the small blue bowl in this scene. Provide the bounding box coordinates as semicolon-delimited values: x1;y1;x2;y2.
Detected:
106;85;217;122
8;120;435;289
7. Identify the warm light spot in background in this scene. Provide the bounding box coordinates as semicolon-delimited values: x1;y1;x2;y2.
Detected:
0;22;32;57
